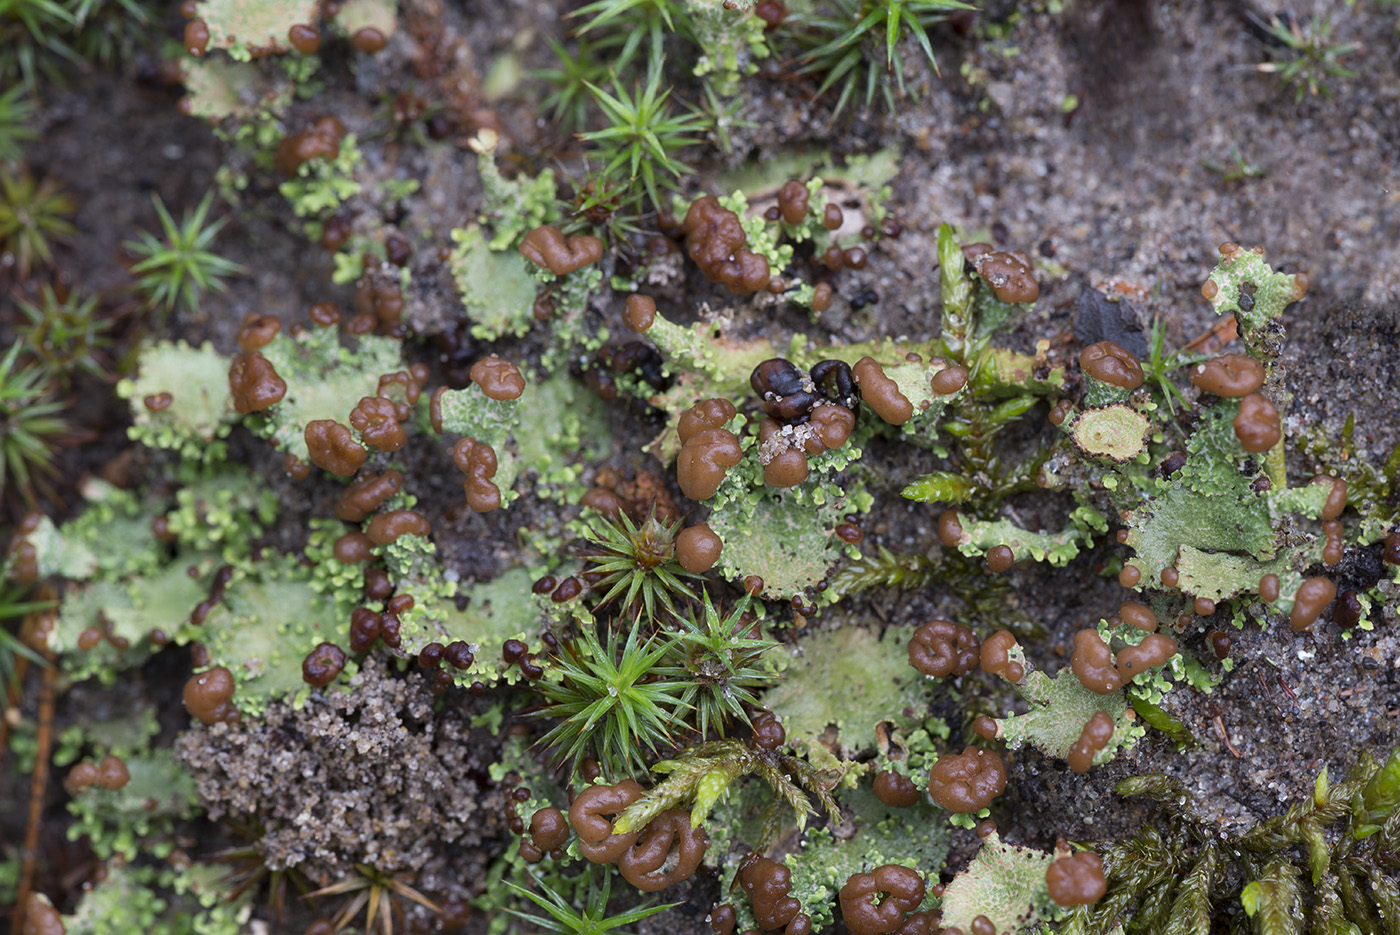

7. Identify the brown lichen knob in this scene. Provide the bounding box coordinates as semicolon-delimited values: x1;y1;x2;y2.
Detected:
96;754;131;790
334;470;404;523
1046;851;1107;907
183;666;238;725
348;396;407;451
980;630;1024;683
853;357;913;426
366;509;431;545
1066;711;1115;773
1189;354;1265;397
971;250;1039;304
302;642;347;688
624;294;657;333
676;524;723;573
873;770;922;808
470;355;527;400
1233;393;1281;453
305;420;368;476
520;224;605;275
908;619;980;678
839;864;926;935
529;806;571;852
1115;633;1178;680
618;809;707;891
1071;629;1123;694
1289;576;1337;632
1080;341;1144;391
569;779;644;863
229;352;287;414
927;746;1007;813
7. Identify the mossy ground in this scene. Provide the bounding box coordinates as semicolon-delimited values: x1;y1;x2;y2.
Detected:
5;0;1400;932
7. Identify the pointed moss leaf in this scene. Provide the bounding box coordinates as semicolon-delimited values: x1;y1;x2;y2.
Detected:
1129;692;1197;751
118;340;236;461
448;225;541;340
1353;745;1400;838
902;469;975;504
1163;848;1215;935
763;625;928;764
1070;404;1149;462
937;222;973;356
996;668;1130;764
1240;859;1302;935
939;831;1057;934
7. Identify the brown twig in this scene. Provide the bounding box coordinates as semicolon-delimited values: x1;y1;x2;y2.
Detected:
13;644;57;935
1214;714;1242;758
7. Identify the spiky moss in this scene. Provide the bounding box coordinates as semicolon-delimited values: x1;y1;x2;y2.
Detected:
938;832;1061;934
763;625;928;770
117;340;238;461
247;326;403;463
66;748;200;861
197;0;319;59
785;785;950;931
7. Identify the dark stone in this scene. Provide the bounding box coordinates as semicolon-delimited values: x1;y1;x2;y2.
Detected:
1073;288;1149;359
